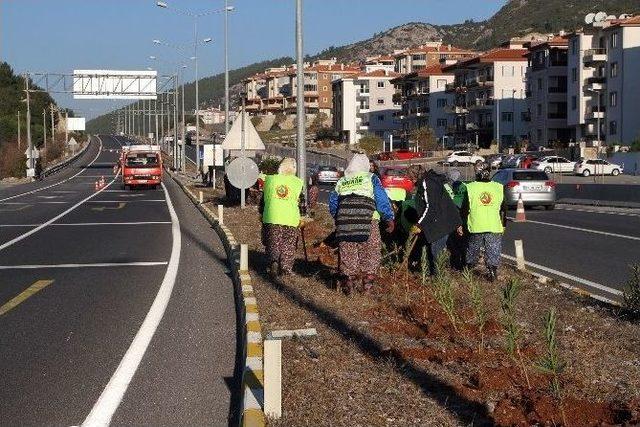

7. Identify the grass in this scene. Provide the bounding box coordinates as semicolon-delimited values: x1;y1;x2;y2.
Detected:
463;268;488;352
432;251;458;332
622;264;640;318
500;277;531;388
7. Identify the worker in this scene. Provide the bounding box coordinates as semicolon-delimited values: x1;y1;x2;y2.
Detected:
461;163;507;282
414;169;463;275
259;157;304;277
444;169;467;209
329;153;394;294
444;169;467;270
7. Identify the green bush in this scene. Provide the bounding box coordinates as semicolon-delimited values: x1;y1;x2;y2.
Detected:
258;156;281;175
357;134;383;155
623;264;640;317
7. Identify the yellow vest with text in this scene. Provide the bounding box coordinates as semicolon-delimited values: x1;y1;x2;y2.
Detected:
335;172;380;220
466;181;504;234
262;174;304;227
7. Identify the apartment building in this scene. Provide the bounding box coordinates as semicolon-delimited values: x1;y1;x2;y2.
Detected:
393;42;476;74
364;55;395;73
567;15;640;145
243;73;267;114
286;59;360;116
526;35;573;146
391;64;455;140
444;43;529;147
333;69;401;145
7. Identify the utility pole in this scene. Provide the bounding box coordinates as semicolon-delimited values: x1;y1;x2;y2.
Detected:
240;95;246;208
224;0;230;138
160;94;165;149
50;104;55;148
147;99;152;141
180;67;186;173
43;109;47;167
173;75;179;171
25;74;33;177
295;0;307;203
155;99;159;146
17;111;21;149
64;110;69;145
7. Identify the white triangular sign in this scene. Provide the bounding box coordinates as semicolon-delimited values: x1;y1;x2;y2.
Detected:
68;137;78;146
221;110;265;151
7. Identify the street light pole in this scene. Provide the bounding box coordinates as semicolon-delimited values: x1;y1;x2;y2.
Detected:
50;104;54;147
194;18;201;173
295;0;307;202
25;75;33;176
43;109;47;167
17;111;21;149
225;0;230;137
180;66;186;173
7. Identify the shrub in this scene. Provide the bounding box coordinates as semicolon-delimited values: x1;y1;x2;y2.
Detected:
536;307;566;398
310;112;329;131
463;268;488;350
0;140;27;179
259;156;281;175
357;134;383;156
251;116;263;128
623;264;640;317
315;127;336;141
410;127;438;152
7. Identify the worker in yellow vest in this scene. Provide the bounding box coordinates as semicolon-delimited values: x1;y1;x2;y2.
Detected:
259;157;304;277
461;163;507;282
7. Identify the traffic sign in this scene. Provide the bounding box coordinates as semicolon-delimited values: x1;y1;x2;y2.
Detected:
68;137;78;146
226;157;259;190
26;168;36;178
25;148;39;159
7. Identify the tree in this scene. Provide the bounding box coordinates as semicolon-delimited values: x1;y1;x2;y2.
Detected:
630;137;640;152
410;127;438;152
357;134;383;155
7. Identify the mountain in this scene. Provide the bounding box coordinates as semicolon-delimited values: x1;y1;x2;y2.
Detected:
88;0;640;133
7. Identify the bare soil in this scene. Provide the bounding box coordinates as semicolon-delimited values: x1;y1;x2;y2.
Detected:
183;177;640;426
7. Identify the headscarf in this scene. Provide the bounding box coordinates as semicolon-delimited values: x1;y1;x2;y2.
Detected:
278;157;297;176
344;153;370;178
446;169;461;183
475;162;491;182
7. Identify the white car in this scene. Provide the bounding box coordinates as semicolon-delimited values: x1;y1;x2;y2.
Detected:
446;151;484;166
574;158;623;177
531;156;576;174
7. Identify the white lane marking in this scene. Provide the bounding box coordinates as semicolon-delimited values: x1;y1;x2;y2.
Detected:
85;199;165;203
82;182;181;426
0;201;68;205
508;217;640;241
0;222;171;227
557;205;640;218
0;261;168;270
0;174;119;251
0;136;103;202
501;254;623;297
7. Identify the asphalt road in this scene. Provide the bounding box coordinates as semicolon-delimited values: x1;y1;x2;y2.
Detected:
0;135;238;425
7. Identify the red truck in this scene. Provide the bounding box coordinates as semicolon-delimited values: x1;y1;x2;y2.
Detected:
120;145;163;190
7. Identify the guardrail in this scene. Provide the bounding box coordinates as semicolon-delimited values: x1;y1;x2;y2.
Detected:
41;136;91;179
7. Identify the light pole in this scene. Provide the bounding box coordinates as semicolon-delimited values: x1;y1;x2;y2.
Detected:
17;111;21;149
224;1;234;138
295;0;307;202
156;1;229;172
43;109;47;167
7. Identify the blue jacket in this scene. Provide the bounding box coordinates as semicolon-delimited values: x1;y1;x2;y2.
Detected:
329;174;394;221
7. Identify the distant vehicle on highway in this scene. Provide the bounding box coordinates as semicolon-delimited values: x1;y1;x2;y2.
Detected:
492;168;556;209
314;165;342;184
380;167;415;193
531;156;576;174
574;158;623;177
120;145;163;190
446;151;484;166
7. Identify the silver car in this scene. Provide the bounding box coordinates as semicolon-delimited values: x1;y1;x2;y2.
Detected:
491;169;556;209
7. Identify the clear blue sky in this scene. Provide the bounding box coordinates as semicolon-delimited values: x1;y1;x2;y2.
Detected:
0;0;505;118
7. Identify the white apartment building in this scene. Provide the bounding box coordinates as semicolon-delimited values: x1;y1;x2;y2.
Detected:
393;42;476;74
363;55;395;73
526;35;573;146
567;15;640;145
445;45;529;147
332;70;401;145
391;64;455;140
197;107;227;125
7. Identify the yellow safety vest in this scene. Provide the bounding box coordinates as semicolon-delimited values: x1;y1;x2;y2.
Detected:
466;181;504;234
335;172;380;220
262;174;303;227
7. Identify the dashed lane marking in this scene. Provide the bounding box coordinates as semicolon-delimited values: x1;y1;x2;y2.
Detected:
0;280;54;316
84;200;165;203
0;221;171;227
0;262;168;270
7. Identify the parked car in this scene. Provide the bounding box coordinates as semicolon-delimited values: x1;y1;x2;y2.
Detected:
574;158;623;177
376;152;392;161
491;168;556;209
391;149;424;161
445;151;484;166
486;154;505;169
531;156;576;174
314;165;342;184
380;167;415;193
500;154;538;169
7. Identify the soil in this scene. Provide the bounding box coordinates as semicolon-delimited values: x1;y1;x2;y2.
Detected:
177;174;640;426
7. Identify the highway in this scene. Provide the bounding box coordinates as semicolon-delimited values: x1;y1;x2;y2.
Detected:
0;135;238;425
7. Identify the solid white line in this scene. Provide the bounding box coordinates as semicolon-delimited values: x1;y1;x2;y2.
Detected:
0;201;69;205
501;254;623;296
82;182;181;426
0;137;102;203
508;217;640;241
0;174;119;251
85;199;165;203
0;222;171;227
557;205;640;218
0;261;168;270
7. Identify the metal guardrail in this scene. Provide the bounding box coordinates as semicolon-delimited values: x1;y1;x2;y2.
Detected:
263;144;348;168
41;137;91;178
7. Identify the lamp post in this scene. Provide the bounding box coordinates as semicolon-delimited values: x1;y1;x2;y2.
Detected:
295;0;307;202
43;109;47;167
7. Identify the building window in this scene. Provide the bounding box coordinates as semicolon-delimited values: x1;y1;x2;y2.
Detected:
502;112;513;122
378;114;385;121
436;98;447;108
610;92;617;107
610;62;618;78
610;121;617;135
537;104;542;116
437;79;447;88
537;129;542;141
377;81;385;88
571;96;577;110
571;68;577;82
571;39;578;55
611;32;619;48
437;118;447;127
323;97;328;103
538;78;543;91
377;98;385;105
322;86;328;91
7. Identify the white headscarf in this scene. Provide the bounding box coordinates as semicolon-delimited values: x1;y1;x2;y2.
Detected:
344;153;370;178
278;157;297;175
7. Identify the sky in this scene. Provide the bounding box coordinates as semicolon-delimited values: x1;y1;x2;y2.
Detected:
0;0;505;118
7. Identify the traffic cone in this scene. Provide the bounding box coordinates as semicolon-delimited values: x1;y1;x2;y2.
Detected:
99;176;105;188
514;193;526;222
95;181;99;191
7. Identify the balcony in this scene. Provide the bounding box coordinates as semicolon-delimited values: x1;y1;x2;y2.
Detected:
548;112;568;120
446;105;469;115
358;105;370;113
548;86;568;94
392;93;403;103
583;48;607;65
586;76;607;92
586;105;606;120
468;98;495;110
357;90;370;98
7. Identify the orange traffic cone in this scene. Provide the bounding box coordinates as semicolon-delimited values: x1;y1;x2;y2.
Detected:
514;193;526;222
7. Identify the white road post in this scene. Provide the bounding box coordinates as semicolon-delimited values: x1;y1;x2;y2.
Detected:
217;204;224;224
199;190;203;204
264;339;282;419
515;239;525;271
240;243;248;272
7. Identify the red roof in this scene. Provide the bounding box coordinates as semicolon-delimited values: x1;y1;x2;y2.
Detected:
356;69;401;78
611;15;640;27
394;44;475;58
417;64;454;77
444;48;528;70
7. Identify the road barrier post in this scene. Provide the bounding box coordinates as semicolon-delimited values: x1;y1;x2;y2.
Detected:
240;244;248;272
515;239;525;271
264;338;282;419
217;204;224;225
199;190;203;204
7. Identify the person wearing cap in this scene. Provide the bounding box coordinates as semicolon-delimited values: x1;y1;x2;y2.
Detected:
414;169;463;275
461;163;507;282
259;157;305;277
329;153;395;294
444;169;468;270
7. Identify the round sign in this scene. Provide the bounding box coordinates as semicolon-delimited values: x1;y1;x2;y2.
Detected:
226;157;259;190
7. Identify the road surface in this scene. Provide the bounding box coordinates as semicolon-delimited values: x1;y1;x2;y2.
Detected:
0;135;239;425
